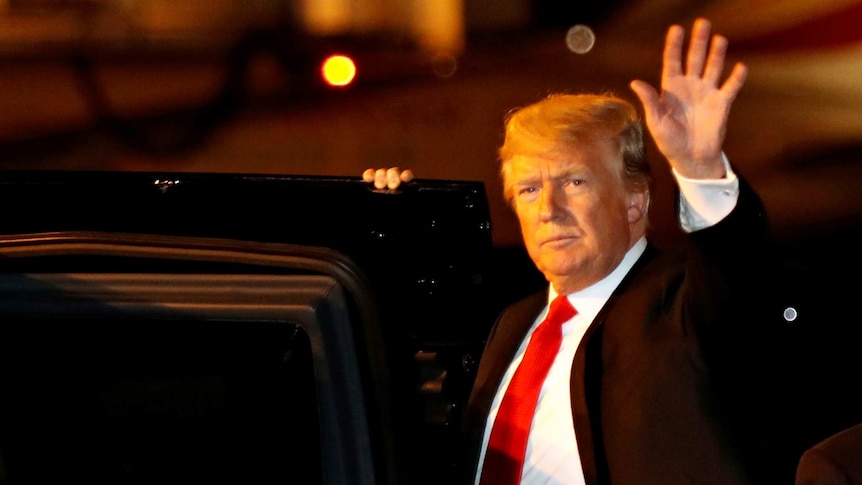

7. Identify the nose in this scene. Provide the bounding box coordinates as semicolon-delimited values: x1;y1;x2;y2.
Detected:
538;183;564;222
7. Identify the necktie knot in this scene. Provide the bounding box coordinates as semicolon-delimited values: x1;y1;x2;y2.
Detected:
545;295;576;328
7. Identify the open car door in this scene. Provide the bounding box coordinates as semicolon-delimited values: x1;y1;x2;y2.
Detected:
0;232;398;484
0;171;496;484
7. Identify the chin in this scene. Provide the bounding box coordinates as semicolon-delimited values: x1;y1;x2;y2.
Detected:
539;257;581;280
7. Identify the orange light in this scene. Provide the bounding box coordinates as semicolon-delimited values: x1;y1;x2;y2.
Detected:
321;54;356;87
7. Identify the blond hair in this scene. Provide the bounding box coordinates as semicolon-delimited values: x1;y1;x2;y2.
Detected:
498;92;651;206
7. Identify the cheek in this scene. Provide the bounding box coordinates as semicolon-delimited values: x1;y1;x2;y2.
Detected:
580;199;626;233
518;216;538;245
515;208;541;248
593;206;632;244
513;203;534;228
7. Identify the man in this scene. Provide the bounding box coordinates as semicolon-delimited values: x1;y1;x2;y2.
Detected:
369;17;789;484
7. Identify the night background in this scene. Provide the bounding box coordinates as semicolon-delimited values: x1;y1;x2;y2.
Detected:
1;0;861;252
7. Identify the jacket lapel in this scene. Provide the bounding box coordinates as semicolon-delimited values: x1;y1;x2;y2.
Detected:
569;243;658;484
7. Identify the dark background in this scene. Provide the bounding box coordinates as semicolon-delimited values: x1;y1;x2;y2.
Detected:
1;0;861;253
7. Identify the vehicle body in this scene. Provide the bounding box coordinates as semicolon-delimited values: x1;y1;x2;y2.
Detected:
0;170;499;484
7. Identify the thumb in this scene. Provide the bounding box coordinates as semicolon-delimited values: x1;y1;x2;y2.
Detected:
629;80;660;117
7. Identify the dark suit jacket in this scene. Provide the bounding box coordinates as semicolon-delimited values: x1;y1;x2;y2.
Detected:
796;423;862;485
460;178;793;484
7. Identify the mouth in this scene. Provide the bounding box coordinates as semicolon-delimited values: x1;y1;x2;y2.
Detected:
541;235;578;248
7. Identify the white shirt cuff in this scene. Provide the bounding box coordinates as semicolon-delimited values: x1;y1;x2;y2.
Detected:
674;153;740;233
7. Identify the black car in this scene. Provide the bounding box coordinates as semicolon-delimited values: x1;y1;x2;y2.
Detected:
0;170;512;485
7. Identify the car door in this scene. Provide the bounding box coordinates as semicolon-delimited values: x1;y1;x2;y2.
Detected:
0;231;398;485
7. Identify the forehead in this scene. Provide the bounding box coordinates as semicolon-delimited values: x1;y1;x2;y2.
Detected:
507;135;622;180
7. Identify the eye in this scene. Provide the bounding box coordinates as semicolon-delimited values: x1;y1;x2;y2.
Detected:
563;178;585;189
516;185;540;201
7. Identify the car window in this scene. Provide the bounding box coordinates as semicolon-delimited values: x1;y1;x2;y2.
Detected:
0;317;322;484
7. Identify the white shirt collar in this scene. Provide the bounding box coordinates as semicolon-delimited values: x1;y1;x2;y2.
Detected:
549;236;648;321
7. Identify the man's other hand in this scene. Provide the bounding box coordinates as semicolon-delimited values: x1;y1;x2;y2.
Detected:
362;167;415;190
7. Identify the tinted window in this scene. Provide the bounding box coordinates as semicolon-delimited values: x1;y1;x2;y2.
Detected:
0;317;321;484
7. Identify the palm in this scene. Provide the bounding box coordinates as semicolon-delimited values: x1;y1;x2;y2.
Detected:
647;76;731;165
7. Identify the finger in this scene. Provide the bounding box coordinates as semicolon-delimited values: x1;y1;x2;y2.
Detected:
400;169;415;183
386;167;402;190
630;80;661;119
662;24;685;81
374;168;387;190
719;62;748;102
685;18;711;77
702;34;728;86
362;168;375;183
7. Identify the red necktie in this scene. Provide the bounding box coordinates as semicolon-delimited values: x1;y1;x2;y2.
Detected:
479;295;576;485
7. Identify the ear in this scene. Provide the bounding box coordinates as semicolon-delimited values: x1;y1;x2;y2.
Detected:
627;190;649;223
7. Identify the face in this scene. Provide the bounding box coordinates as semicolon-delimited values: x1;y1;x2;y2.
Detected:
508;136;646;294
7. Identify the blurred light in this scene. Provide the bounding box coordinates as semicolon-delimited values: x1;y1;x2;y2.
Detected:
299;0;465;55
300;0;351;34
565;24;595;54
321;54;356;87
411;0;465;54
431;52;458;78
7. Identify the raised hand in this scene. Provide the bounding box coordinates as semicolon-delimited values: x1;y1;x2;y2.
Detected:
630;17;747;179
